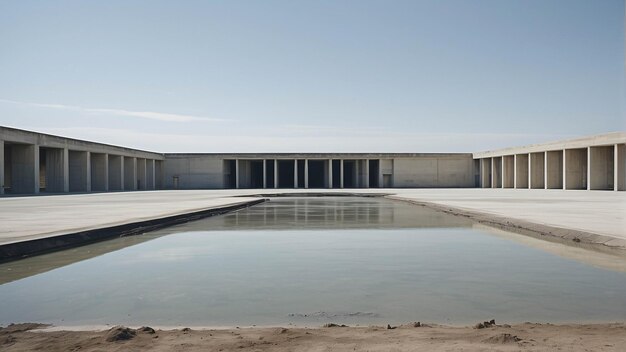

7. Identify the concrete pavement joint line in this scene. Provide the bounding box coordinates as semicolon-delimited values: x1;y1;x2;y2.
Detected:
0;198;267;263
386;195;626;256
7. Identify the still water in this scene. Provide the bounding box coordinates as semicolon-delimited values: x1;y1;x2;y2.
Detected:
1;197;626;327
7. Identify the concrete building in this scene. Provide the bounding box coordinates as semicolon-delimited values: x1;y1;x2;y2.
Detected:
1;126;164;195
1;126;625;195
474;132;626;191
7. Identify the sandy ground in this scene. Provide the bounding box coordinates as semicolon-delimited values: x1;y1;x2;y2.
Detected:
2;322;625;352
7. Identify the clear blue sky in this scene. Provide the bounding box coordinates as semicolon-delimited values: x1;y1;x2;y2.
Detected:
0;0;624;152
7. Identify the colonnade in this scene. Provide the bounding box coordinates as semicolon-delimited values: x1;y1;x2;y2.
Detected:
1;139;163;195
478;144;626;191
230;159;388;189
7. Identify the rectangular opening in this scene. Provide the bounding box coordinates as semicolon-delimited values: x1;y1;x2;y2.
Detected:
91;153;108;192
108;155;123;191
589;146;614;190
266;160;275;188
502;155;514;188
278;160;295;188
530;152;545;189
480;158;491;188
69;150;89;192
343;160;356;188
249;160;264;188
297;160;305;188
307;160;325;188
515;154;529;188
546;150;563;189
564;149;587;190
332;160;341;188
224;160;236;189
369;159;380;188
492;157;502;188
123;157;135;190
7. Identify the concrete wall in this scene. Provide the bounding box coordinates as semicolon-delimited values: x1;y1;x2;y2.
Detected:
589;146;614;190
514;154;528;188
123;157;136;191
90;153;108;192
565;149;587;190
42;148;68;193
617;144;626;191
108;155;123;191
502;155;514;188
491;157;502;188
529;152;544;189
545;150;563;189
163;155;224;189
1;126;164;195
69;150;90;192
393;155;474;188
137;158;147;190
480;158;491;188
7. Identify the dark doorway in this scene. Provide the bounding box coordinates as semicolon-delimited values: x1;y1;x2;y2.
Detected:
278;160;295;188
297;160;305;188
343;160;356;188
250;160;264;188
266;160;275;188
225;160;236;188
332;160;341;188
368;160;379;188
308;160;325;188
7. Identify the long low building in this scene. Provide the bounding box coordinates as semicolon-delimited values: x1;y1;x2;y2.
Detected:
0;126;624;194
473;132;626;191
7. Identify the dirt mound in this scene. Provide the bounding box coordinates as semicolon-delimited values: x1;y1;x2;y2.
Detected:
482;333;522;344
105;326;137;342
0;323;49;333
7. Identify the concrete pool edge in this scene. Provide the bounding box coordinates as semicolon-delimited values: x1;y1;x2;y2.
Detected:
0;198;267;263
385;195;626;256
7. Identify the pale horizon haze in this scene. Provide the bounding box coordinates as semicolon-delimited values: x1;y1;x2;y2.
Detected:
0;0;624;153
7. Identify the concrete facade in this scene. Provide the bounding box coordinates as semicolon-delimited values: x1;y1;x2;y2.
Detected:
474;132;625;192
1;126;625;195
1;127;163;195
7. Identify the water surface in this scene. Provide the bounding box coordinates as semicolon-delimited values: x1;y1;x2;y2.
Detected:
1;197;625;327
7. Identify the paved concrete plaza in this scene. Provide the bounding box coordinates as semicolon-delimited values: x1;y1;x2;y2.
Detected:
0;189;624;247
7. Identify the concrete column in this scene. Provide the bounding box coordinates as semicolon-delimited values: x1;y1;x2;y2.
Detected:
274;159;278;189
294;159;298;188
513;154;517;189
490;157;496;188
587;147;591;191
235;159;240;189
378;159;384;187
63;148;69;192
340;159;344;188
616;144;626;191
304;159;309;188
120;156;125;191
364;159;369;188
0;140;3;195
328;159;333;189
543;151;548;189
262;160;267;188
562;150;567;190
86;152;91;192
